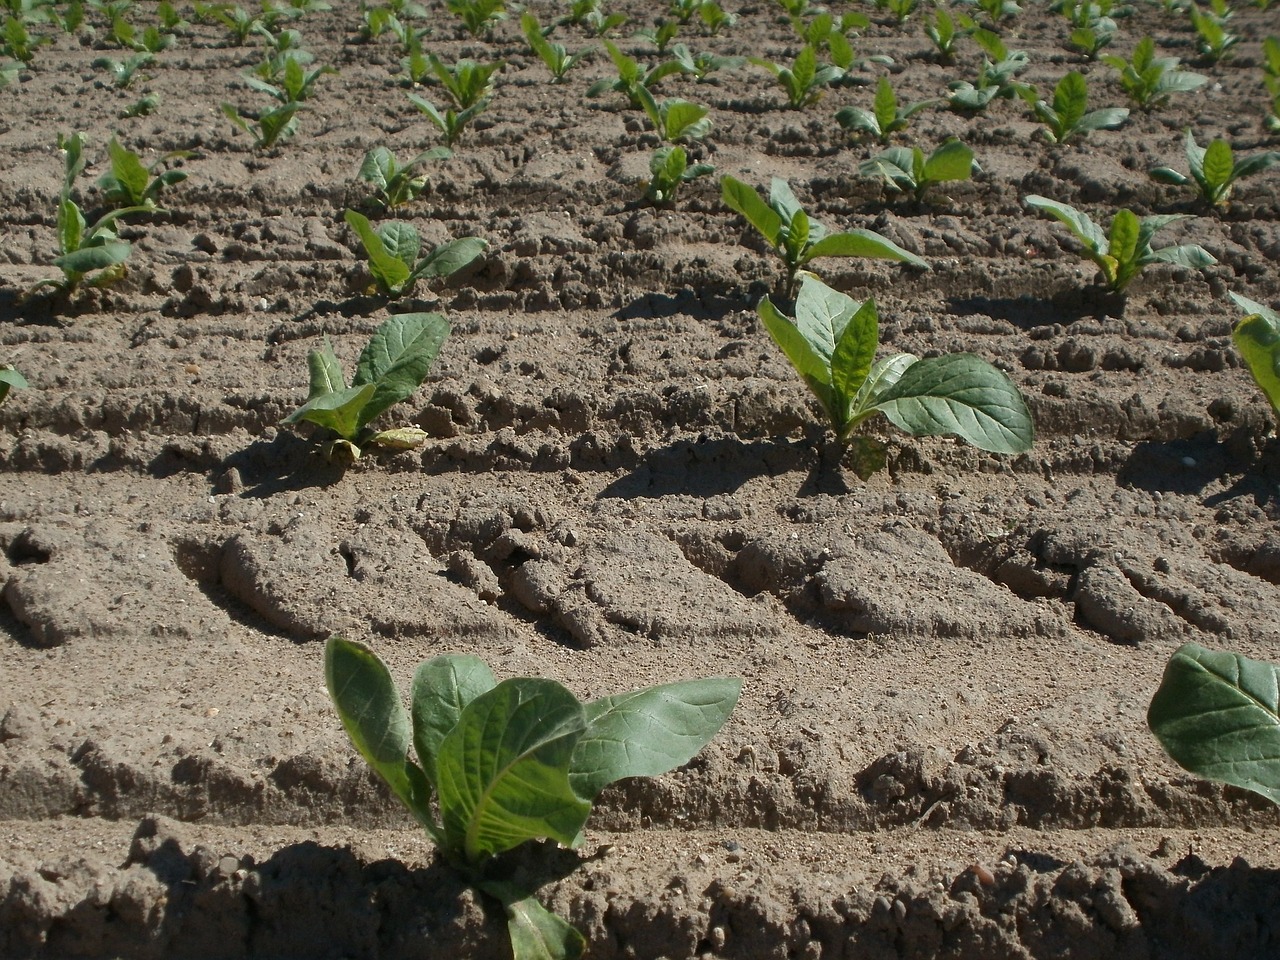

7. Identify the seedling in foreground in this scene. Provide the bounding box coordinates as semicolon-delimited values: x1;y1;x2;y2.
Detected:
282;312;450;461
858;139;977;202
426;55;501;109
221;100;302;149
759;276;1033;454
645;144;713;204
1148;643;1280;806
344;209;486;299
635;85;711;142
750;44;844;109
1024;71;1129;143
836;76;938;144
721;175;927;296
1024;195;1217;293
1104;36;1206;109
1227;292;1280;423
325;636;741;960
96;137;188;211
358;145;451;211
1149;130;1280;207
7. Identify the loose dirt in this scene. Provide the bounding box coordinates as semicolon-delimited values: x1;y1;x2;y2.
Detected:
2;2;1280;957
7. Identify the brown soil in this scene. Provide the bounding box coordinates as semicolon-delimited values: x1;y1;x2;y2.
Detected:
3;2;1280;958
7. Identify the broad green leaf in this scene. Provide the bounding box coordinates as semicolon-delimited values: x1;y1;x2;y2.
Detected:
803;229;927;268
1148;642;1280;806
374;223;419;273
1157;71;1207;95
1229;292;1280;420
412;654;497;790
662;99;711;141
720;175;783;247
1024;195;1106;253
1145;244;1217;270
792;44;817;96
352;311;450;428
0;367;27;404
1077;107;1128;133
57;197;85;257
1231;150;1280;182
359;146;396;191
836;105;879;138
306;338;346;400
54;240;130;276
1201;139;1234;194
790;275;862;368
407;236;487;283
852;352;917;414
282;382;376;440
758;295;837;420
1108;209;1140;279
830;299;879;424
768;177;805;226
569;677;742;799
104;138;149;206
872;76;896;133
870;353;1034;453
478;879;587;960
324;637;436;829
1149;166;1191;186
1053;71;1088;133
436;678;591;862
345;208;412;294
922;139;974;184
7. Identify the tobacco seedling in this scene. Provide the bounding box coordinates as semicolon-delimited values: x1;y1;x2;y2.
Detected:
120;92;160;117
2;15;46;62
970;0;1021;23
521;12;588;82
759;276;1033;454
326;637;741;960
646;144;713;204
859;139;977;202
1227;293;1280;423
198;3;268;44
948;28;1032;110
111;16;174;53
1024;195;1217;293
883;0;920;23
585;40;689;107
836;76;938;144
244;54;334;103
1148;643;1280;807
221;100;302;149
1104;36;1206;109
408;93;486;147
720;175;927;296
1066;21;1116;59
1024;71;1129;143
27;133;149;298
635;85;711;142
1149;130;1280;207
634;19;679;52
669;0;701;23
668;42;744;81
344;209;486;299
358;145;451;211
446;0;505;38
924;8;960;64
425;55;501;109
698;0;736;34
282;313;450;460
579;6;626;37
793;10;867;67
750;44;845;110
93;50;152;87
0;366;27;405
96;137;188;211
1189;4;1237;64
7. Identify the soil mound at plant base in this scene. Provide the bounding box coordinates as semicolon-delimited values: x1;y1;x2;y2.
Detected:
3;0;1280;957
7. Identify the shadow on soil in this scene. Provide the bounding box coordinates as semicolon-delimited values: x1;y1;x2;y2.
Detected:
948;286;1128;329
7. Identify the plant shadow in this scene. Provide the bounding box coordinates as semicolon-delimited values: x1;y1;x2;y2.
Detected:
219;431;349;499
948;285;1127;329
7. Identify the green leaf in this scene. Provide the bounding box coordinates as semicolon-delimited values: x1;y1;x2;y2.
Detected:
1149;166;1191;186
869;353;1034;453
359;146;396;192
872;76;897;134
1108;208;1140;272
1231;149;1280;182
412;654;497;791
306;338;346;400
852;352;918;414
1201;139;1234;194
803;229;927;268
54;240;130;276
103;137;149;206
1145;243;1217;270
0;366;28;404
324;637;437;830
1229;292;1280;420
351;311;450;429
569;678;742;799
1076;107;1128;134
282;382;376;440
921;139;974;184
57;197;85;257
1052;71;1088;134
345;208;412;295
378;221;422;270
758;294;836;419
1148;642;1280;806
436;678;591;862
407;236;487;283
1024;195;1106;253
504;892;587;960
720;175;783;247
830;299;880;426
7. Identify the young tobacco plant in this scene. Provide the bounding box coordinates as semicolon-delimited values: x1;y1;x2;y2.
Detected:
96;137;188;211
924;7;961;64
760;276;1033;454
244;53;335;103
446;0;505;38
645;144;713;204
425;55;501;110
752;45;845;110
947;29;1031;110
721;175;927;296
634;19;679;52
1024;195;1217;293
325;636;741;960
520;11;588;82
1188;4;1237;64
859;139;977;202
1023;71;1129;143
668;42;744;81
836;76;938;144
1104;36;1206;109
358;145;451;211
585;40;689;107
93;50;152;87
1148;643;1280;807
221;100;302;149
635;85;711;143
1228;292;1280;424
1149;130;1280;207
344;209;486;299
282;312;449;460
698;0;736;35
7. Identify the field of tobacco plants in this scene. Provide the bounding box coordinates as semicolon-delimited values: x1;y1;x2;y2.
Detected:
2;0;1280;957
